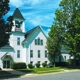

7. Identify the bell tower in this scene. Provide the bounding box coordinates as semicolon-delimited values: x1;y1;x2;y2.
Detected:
12;8;25;32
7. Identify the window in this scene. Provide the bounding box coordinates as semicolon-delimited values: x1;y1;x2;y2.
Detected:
30;50;33;58
41;40;43;45
45;50;47;58
38;38;40;45
35;39;37;45
17;37;20;45
35;38;43;46
38;50;40;58
17;50;20;58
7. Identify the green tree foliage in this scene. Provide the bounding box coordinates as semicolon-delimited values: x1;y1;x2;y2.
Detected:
46;23;63;67
47;0;80;66
59;0;80;65
0;0;13;48
46;0;80;66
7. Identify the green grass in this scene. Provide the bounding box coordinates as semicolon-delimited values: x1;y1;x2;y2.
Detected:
17;67;64;74
32;67;63;74
16;66;80;74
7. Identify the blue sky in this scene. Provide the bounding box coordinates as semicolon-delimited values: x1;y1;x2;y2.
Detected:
6;0;61;35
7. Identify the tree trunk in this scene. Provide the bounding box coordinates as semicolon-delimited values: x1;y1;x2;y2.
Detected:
53;57;55;67
73;54;76;67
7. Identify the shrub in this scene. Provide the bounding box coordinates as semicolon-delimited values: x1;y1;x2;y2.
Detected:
11;62;26;69
53;62;68;67
42;62;47;67
28;63;33;69
67;59;76;66
35;62;40;68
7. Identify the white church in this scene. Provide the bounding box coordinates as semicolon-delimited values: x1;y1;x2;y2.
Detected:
0;8;70;69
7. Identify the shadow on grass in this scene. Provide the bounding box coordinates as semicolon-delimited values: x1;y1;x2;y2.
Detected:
0;70;21;79
0;69;33;79
16;69;35;73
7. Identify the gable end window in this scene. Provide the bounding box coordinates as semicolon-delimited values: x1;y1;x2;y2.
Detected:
38;38;40;45
41;40;43;45
35;39;37;45
35;38;43;45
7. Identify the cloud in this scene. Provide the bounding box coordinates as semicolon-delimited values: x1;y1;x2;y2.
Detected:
28;16;42;26
10;0;61;8
10;0;47;7
10;0;24;7
26;0;46;6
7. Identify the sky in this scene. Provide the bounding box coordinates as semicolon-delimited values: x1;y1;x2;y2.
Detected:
6;0;61;35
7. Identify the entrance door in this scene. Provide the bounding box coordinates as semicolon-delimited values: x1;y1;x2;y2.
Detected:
3;60;10;68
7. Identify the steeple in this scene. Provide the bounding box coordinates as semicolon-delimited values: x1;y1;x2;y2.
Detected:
12;8;25;32
13;8;25;20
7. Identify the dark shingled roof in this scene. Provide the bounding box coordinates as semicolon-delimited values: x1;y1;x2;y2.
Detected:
25;26;38;38
13;8;25;20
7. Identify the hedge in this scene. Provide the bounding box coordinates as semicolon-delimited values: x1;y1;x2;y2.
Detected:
53;62;68;67
28;63;33;69
42;62;47;67
11;62;26;69
35;62;40;68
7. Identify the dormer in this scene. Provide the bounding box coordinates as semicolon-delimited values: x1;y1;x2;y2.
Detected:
12;8;25;32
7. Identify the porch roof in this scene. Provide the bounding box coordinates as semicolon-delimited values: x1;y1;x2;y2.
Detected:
1;53;13;60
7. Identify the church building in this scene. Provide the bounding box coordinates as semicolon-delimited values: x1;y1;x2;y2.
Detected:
0;8;70;69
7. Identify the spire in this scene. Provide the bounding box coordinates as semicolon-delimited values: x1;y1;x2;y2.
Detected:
13;8;25;20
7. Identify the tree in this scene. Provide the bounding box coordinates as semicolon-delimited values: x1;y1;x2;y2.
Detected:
0;0;13;48
59;0;80;66
46;23;63;67
49;0;80;66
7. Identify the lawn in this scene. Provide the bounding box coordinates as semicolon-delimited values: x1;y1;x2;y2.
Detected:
17;67;65;74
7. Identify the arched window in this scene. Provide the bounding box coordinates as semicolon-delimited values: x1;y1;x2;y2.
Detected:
38;38;40;45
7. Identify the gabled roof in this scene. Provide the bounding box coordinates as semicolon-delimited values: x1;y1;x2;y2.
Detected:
1;53;13;60
25;26;38;38
61;45;69;53
13;8;25;20
22;25;47;44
